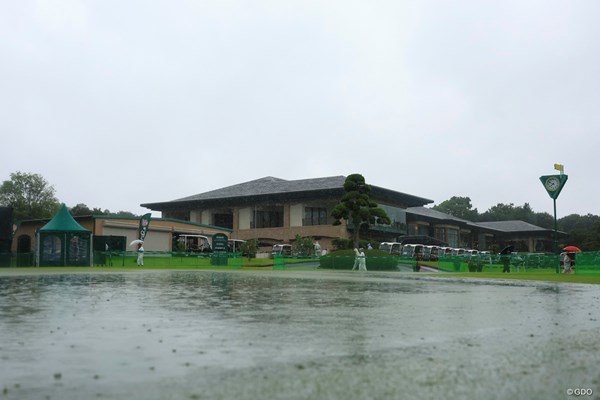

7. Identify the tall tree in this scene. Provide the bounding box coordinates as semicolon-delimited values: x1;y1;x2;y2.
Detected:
70;203;111;216
114;210;137;217
480;202;552;228
432;196;479;221
480;203;518;221
70;203;94;216
533;211;554;230
567;220;600;251
512;202;535;222
434;194;600;250
0;172;60;220
559;213;600;232
331;174;391;247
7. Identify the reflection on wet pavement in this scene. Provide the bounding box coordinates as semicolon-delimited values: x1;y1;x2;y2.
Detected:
1;270;599;399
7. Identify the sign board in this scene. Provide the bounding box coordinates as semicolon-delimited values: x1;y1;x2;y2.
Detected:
138;213;151;242
539;174;568;200
212;233;229;252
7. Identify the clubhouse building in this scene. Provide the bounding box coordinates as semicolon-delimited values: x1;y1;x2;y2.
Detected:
141;176;563;253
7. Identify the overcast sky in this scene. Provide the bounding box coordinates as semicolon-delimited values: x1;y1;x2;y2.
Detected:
2;1;599;219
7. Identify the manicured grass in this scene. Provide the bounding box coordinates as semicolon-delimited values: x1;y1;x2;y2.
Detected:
0;255;319;274
95;254;275;268
430;269;600;284
2;262;599;285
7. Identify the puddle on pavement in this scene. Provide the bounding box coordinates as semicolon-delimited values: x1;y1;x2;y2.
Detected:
1;270;599;399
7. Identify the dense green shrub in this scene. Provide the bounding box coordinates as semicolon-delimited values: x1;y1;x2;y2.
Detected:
292;234;316;256
241;239;258;259
332;238;353;250
332;238;380;251
319;249;398;270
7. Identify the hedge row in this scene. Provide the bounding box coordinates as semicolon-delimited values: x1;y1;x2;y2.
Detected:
319;250;398;270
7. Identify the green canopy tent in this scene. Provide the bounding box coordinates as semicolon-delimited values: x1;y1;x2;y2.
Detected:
37;204;92;266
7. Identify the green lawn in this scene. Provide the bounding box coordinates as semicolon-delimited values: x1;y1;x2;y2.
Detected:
2;259;599;284
0;255;316;273
93;254;276;268
429;269;600;284
2;267;599;285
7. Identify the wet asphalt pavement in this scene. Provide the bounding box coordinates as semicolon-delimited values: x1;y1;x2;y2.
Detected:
1;269;599;400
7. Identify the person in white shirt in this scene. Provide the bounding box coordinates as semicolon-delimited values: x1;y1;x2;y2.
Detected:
137;245;145;266
358;248;367;271
562;252;572;274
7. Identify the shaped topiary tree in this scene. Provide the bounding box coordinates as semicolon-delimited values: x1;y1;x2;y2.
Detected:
331;174;391;248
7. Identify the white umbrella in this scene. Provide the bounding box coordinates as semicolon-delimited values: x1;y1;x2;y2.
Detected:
129;239;144;247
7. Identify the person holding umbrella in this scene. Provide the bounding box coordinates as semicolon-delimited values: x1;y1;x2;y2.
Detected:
561;252;572;274
358;247;367;271
137;243;144;266
561;246;581;274
500;245;514;273
129;239;145;266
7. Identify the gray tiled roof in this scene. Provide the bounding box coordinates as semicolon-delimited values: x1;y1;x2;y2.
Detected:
172;176;347;202
141;175;433;210
406;206;472;224
407;207;554;233
475;220;551;232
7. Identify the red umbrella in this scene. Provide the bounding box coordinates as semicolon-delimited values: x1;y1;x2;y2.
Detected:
563;245;582;252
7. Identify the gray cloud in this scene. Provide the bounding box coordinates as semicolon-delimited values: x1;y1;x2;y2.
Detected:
2;0;598;217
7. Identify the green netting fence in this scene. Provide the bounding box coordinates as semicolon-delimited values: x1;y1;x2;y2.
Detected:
319;251;600;275
4;250;600;275
99;251;245;268
0;251;248;269
273;255;286;270
318;255;411;271
0;251;319;269
437;253;561;273
571;251;600;275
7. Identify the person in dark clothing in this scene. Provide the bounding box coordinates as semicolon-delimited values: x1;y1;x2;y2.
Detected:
501;254;510;273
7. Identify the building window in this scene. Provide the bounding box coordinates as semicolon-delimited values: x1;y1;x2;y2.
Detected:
417;224;429;236
434;227;445;243
370;204;407;234
213;213;233;229
460;231;472;248
253;206;284;228
408;224;417;236
304;207;327;226
164;210;190;221
447;229;459;248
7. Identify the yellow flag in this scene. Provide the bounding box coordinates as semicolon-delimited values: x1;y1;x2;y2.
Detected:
554;163;564;172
